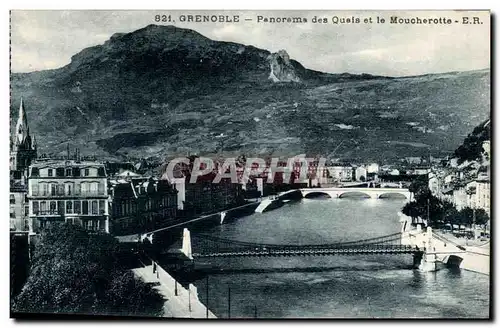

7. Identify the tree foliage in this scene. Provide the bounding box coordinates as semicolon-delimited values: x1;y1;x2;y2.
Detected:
403;177;489;229
12;224;164;317
454;120;490;165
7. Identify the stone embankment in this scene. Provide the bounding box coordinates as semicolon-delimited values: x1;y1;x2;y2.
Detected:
132;259;216;318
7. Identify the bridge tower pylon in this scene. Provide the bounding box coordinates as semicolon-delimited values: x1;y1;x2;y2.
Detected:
181;228;193;260
220;211;227;225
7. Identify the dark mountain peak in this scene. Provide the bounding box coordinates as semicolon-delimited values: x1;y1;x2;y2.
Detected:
123;24;211;44
68;24;215;70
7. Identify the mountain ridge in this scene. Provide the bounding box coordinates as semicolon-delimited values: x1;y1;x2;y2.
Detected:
10;25;490;163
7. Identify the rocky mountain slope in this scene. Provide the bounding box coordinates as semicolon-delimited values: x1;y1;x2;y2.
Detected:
10;24;490;163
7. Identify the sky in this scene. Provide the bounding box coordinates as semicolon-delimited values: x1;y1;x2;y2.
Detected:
10;10;490;76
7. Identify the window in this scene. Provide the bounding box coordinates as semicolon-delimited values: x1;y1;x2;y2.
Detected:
97;167;105;177
84;169;90;177
91;200;98;215
56;168;65;177
75;183;81;195
66;201;73;214
98;182;104;195
24;206;29;217
10;195;15;204
48;169;53;177
58;184;64;196
65;168;72;177
49;201;57;214
51;184;57;196
31;184;38;196
81;182;87;195
74;201;81;214
65;182;74;196
33;201;39;215
41;183;48;196
82;201;89;215
72;167;81;177
40;201;47;212
57;201;64;215
99;200;105;215
10;211;16;219
90;182;98;195
31;167;39;177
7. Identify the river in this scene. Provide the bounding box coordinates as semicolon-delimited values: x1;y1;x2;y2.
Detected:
191;198;490;318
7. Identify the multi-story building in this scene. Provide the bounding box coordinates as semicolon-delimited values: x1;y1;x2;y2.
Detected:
10;99;37;232
475;176;490;216
109;176;178;235
354;166;368;181
366;163;379;174
161;158;246;216
327;165;353;182
10;183;29;232
28;160;110;233
183;173;245;216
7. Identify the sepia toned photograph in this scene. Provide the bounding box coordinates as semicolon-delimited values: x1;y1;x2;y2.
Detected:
9;10;491;319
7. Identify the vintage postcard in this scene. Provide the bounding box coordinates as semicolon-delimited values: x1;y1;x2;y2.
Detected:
10;10;490;319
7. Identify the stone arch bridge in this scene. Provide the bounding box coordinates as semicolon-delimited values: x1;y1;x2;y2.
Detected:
299;187;412;200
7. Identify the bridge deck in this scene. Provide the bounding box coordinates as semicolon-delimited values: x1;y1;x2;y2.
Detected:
193;245;420;258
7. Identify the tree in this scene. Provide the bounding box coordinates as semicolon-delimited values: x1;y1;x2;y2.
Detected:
474;208;490;226
409;175;429;198
13;223;164;317
442;200;459;230
459;207;475;226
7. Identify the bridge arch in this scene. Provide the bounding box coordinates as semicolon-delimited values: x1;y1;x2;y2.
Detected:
303;191;332;199
445;255;464;268
378;192;408;200
338;191;371;199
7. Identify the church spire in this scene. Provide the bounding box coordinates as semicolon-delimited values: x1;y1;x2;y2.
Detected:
15;97;31;146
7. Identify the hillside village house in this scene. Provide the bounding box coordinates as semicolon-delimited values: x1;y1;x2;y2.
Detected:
366;163;379;174
326;164;353;182
28;160;110;233
354;166;367;181
388;169;400;176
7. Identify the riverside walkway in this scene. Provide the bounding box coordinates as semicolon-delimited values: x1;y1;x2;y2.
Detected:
132;260;216;318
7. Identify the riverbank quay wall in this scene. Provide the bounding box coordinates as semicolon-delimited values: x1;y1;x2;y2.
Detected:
457;244;489;275
132;256;216;318
401;227;489;275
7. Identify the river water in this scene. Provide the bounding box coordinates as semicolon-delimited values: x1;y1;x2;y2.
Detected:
192;198;490;319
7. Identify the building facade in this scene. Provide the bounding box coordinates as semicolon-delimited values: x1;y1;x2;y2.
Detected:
366;163;379;174
355;166;367;181
327;165;353;182
109;177;178;235
28;160;110;233
475;177;490;215
10;184;29;232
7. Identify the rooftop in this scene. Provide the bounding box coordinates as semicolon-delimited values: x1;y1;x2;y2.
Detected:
31;159;105;168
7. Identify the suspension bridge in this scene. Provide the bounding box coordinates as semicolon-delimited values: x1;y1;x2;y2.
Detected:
180;230;421;259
